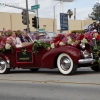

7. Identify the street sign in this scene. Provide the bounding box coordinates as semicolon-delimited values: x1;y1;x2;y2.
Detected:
60;13;68;30
38;28;45;32
31;4;40;10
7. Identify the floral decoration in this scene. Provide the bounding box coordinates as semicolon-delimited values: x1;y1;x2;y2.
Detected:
32;40;50;54
50;32;100;63
0;37;15;54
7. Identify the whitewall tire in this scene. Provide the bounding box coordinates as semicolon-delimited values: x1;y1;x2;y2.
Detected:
57;53;77;75
0;59;10;74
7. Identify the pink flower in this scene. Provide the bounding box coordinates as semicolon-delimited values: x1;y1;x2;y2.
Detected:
76;34;84;40
88;40;93;46
84;32;92;41
1;37;6;46
62;36;68;44
0;45;4;49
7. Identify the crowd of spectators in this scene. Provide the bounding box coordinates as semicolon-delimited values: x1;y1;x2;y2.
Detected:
88;21;100;34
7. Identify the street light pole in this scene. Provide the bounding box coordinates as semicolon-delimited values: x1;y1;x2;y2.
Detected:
35;0;39;32
53;2;60;33
26;0;30;33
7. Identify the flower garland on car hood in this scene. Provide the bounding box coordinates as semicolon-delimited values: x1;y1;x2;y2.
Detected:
32;40;50;54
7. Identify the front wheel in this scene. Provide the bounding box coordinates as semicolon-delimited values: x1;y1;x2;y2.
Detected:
57;53;77;75
0;59;10;74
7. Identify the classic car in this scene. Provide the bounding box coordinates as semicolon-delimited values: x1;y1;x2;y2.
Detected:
0;33;100;75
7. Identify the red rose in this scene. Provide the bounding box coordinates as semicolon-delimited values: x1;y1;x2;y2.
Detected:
97;34;100;41
53;34;64;43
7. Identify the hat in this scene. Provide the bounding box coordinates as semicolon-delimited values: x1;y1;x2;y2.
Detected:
38;33;45;36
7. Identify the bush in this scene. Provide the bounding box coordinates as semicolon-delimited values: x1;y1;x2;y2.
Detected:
71;30;85;34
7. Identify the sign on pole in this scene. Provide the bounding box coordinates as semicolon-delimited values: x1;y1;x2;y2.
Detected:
60;13;68;30
31;4;40;10
57;13;68;31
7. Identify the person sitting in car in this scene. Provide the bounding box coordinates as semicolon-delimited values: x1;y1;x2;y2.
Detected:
20;30;30;42
7;31;22;47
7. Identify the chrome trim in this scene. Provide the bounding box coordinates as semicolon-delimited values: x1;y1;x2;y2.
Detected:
60;57;71;71
0;59;10;68
78;58;95;64
81;50;90;58
80;43;85;49
6;60;10;68
92;38;97;48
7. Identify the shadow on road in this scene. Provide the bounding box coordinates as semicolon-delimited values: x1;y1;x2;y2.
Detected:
9;68;100;76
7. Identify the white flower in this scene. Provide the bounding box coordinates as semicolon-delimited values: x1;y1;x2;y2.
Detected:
51;43;55;48
33;39;37;42
81;38;88;44
67;37;73;44
5;43;11;50
59;42;66;46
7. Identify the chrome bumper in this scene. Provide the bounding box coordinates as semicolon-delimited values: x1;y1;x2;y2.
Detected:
78;58;95;64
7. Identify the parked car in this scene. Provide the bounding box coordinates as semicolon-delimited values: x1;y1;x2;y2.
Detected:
46;32;57;39
0;33;100;75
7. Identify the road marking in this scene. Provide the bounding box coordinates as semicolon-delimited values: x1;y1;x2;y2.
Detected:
0;79;100;86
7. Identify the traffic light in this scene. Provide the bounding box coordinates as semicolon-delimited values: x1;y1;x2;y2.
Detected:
22;10;27;25
32;16;37;28
32;16;39;28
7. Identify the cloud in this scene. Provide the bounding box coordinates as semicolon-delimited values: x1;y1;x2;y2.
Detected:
0;0;94;20
76;7;92;20
94;0;100;3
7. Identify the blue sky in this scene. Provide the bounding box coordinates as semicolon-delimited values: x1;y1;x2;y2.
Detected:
0;0;100;20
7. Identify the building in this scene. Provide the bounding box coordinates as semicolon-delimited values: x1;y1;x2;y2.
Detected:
0;12;94;33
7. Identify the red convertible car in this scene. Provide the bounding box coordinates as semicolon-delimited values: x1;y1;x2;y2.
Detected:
0;33;100;75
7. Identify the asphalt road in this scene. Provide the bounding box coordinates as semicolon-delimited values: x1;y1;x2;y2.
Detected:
0;68;100;100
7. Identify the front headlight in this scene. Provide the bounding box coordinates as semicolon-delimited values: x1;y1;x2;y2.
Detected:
80;43;85;49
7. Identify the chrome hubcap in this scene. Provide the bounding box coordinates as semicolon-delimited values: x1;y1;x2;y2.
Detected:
60;56;71;71
0;60;6;71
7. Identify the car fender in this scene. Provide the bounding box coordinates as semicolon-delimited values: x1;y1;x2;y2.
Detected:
41;46;82;68
0;54;10;68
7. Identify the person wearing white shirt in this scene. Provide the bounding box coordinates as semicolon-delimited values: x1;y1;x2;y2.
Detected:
8;31;22;48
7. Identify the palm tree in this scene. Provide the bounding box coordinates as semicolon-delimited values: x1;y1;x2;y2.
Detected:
67;9;73;19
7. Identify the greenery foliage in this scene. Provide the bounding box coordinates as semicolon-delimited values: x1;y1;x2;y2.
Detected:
67;9;73;18
71;30;85;33
32;41;50;54
89;3;100;20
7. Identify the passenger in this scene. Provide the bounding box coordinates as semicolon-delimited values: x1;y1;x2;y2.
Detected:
1;28;6;38
20;30;30;42
8;31;22;47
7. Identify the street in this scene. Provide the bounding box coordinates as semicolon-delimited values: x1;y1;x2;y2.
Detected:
0;68;100;100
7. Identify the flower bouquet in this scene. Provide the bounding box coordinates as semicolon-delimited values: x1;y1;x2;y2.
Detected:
0;37;16;54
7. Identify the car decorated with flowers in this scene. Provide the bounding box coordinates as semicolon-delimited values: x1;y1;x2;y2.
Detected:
0;30;100;75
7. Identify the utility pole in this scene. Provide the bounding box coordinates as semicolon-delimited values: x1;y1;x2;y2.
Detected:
5;4;35;12
26;0;30;33
35;0;39;31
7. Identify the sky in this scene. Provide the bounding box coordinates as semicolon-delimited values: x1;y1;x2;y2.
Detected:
0;0;100;20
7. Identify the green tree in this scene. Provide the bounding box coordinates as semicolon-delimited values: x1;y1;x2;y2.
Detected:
89;3;100;20
67;9;73;19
